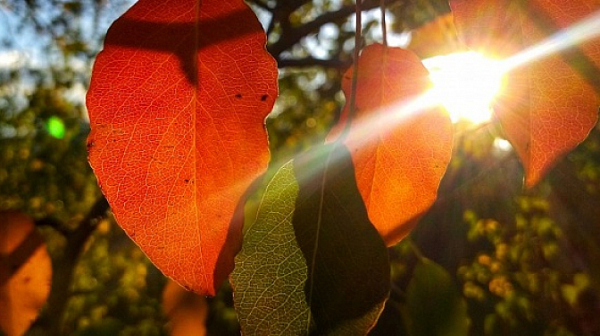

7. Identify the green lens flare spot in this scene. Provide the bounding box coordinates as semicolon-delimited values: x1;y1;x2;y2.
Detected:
47;116;66;139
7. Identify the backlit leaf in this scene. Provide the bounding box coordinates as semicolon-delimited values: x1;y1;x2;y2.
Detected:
87;0;277;295
162;280;208;336
328;44;453;246
450;0;600;187
408;13;465;58
0;211;52;336
231;144;390;335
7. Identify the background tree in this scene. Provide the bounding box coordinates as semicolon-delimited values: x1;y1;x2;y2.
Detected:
0;0;599;335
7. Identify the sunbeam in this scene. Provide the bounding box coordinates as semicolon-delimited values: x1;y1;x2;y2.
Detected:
502;9;600;71
280;7;600;202
327;90;441;150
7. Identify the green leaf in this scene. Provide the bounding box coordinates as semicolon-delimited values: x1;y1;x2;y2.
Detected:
406;259;470;336
231;161;309;335
231;143;390;336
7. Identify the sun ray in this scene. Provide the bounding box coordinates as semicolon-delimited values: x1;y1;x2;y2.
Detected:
502;9;600;72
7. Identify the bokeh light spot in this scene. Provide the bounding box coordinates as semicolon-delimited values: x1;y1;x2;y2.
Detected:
47;116;66;139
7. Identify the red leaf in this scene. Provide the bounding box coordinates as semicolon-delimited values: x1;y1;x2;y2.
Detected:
87;0;277;295
450;0;600;187
328;44;453;246
407;13;465;58
0;211;52;336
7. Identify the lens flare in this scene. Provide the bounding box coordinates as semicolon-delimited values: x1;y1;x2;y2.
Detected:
423;52;505;124
502;9;600;71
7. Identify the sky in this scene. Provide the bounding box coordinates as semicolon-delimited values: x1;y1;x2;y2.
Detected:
0;1;135;70
0;0;135;114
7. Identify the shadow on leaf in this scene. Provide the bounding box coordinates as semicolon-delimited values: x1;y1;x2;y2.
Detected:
292;143;390;334
102;6;263;84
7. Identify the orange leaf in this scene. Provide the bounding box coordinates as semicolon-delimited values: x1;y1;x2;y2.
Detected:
450;0;600;187
0;211;52;336
407;13;465;58
87;0;277;295
328;44;453;246
162;280;208;336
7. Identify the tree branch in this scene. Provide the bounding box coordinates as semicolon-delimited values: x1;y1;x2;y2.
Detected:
35;216;71;236
76;195;110;234
268;0;402;57
246;0;273;12
276;56;351;69
41;195;110;336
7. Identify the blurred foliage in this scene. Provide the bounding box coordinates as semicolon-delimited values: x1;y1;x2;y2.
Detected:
0;0;599;335
64;220;166;336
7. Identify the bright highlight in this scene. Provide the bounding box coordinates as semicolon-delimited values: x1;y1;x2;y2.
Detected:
423;52;505;124
47;116;66;139
502;9;600;71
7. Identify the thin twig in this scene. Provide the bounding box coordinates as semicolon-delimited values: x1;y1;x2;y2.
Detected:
380;0;387;46
408;240;426;260
338;0;362;141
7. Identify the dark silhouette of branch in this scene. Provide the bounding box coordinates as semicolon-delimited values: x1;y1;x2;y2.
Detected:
75;196;110;235
35;216;70;236
247;0;274;12
268;0;402;57
39;195;111;336
266;0;313;39
276;57;351;69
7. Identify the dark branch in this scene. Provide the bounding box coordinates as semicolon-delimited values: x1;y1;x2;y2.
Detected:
41;195;111;335
276;57;351;69
35;216;71;236
287;0;313;12
246;0;273;12
267;0;402;57
78;195;110;233
272;0;312;37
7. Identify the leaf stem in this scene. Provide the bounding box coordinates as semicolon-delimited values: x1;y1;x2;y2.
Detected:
339;0;362;141
408;240;426;261
380;0;387;46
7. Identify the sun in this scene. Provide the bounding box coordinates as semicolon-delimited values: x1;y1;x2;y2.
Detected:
423;52;505;124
